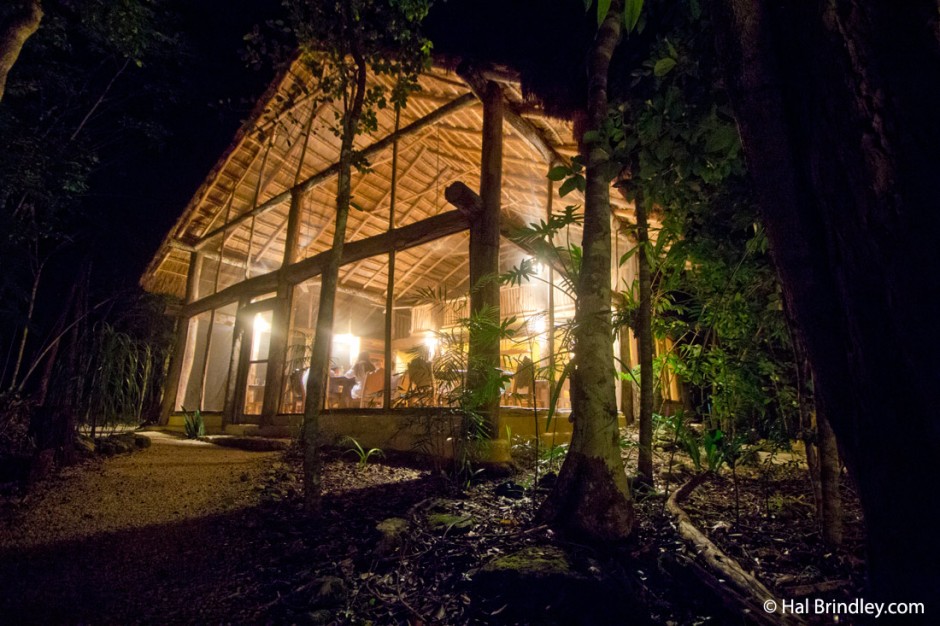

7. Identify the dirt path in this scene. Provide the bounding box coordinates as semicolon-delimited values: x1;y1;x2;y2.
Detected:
0;431;282;624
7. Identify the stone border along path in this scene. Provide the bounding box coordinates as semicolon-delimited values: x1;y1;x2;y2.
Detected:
0;431;283;624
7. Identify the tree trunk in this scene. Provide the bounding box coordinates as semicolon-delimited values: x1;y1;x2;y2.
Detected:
714;0;940;603
802;418;822;527
816;406;842;546
301;157;353;514
301;29;368;515
635;190;654;488
538;0;633;542
0;0;42;103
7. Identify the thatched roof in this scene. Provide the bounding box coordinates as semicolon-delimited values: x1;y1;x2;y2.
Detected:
141;55;631;306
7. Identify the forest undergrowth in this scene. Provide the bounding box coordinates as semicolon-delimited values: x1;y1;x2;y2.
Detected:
245;427;866;625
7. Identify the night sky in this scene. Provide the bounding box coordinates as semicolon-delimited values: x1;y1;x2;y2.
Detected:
87;0;278;288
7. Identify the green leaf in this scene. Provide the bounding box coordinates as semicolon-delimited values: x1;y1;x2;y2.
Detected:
582;129;602;145
558;176;580;197
597;0;612;25
547;165;569;181
619;247;639;265
666;40;679;60
623;0;644;33
705;124;740;153
653;57;677;77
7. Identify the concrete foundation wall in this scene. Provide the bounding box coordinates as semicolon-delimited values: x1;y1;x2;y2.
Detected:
163;408;627;459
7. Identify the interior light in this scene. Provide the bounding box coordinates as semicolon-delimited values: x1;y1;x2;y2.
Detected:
253;312;271;333
424;334;439;360
532;316;547;334
333;333;361;364
526;256;544;277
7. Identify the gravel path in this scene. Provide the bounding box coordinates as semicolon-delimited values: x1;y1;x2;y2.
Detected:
0;431;282;624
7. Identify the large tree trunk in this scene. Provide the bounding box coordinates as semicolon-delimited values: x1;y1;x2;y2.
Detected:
538;0;633;542
635;190;654;488
0;0;42;103
301;28;368;515
714;0;940;603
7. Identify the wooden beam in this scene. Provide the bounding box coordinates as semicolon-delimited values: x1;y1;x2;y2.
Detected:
446;180;559;269
182;209;470;317
339;163;457;285
194;92;477;249
185;251;201;304
445;180;484;217
459;67;567;168
393;239;469;300
345;144;427;241
200;151;264;236
395;250;454;295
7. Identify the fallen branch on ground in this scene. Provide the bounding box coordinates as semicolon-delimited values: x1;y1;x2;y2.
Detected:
666;473;806;625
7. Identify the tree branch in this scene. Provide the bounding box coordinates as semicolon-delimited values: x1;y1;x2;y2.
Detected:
0;0;42;102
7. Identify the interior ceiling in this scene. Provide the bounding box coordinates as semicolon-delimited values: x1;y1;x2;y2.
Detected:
141;58;628;304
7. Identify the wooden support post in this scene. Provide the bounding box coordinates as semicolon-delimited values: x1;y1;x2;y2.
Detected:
195;308;216;409
469;80;503;445
221;309;245;428
384;109;401;409
261;186;305;428
459;66;566;168
231;302;254;425
159;252;201;424
619;326;635;425
618;223;637;425
160;317;190;425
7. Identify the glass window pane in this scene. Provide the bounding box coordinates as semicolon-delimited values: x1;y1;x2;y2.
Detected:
176;312;210;411
394;233;469;407
244;362;268;415
249;311;273;361
282;277;320;413
333;253;388;408
202;303;237;412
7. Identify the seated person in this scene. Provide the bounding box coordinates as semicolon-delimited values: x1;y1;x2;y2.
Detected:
345;351;376;400
395;355;433;406
407;355;433;390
